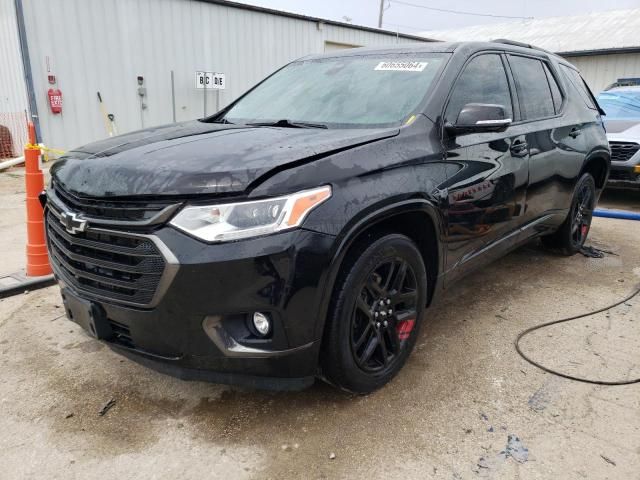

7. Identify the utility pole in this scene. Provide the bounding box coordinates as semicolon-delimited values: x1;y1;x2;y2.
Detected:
378;0;385;28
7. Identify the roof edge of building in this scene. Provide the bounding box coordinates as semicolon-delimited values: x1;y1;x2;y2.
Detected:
195;0;438;42
559;46;640;57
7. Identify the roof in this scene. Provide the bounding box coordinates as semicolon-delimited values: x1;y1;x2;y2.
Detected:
196;0;437;43
607;86;640;93
420;9;640;56
298;40;568;63
301;42;460;59
300;41;562;61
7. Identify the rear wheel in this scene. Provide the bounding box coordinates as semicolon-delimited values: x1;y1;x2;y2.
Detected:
541;173;596;255
321;233;427;394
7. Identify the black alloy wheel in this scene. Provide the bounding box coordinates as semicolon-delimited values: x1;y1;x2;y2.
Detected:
321;233;428;394
541;173;596;255
570;180;594;249
350;258;419;374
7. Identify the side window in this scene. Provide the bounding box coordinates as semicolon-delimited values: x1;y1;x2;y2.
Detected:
445;54;513;123
560;65;597;110
543;63;563;113
508;55;555;120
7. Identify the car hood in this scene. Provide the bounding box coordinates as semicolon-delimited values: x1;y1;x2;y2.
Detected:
51;121;399;197
604;118;640;140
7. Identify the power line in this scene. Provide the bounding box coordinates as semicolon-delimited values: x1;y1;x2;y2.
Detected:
389;0;534;20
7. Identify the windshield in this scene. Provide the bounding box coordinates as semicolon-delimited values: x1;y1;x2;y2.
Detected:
223;53;447;128
597;90;640;119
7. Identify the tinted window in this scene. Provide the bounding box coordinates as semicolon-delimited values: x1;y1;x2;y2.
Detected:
508;55;555;120
543;63;563;113
445;54;513;122
560;65;597;110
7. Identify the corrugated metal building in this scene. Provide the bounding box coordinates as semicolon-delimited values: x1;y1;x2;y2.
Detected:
0;0;29;157
422;9;640;94
1;0;430;153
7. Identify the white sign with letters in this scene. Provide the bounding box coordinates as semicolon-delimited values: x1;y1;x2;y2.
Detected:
195;71;226;89
374;61;428;72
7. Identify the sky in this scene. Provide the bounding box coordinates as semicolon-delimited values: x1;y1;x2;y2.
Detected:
230;0;640;34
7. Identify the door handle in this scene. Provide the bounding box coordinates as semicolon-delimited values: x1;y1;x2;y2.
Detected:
569;127;582;138
510;140;528;156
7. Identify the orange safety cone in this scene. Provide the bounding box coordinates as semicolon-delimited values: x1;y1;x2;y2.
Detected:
24;122;52;277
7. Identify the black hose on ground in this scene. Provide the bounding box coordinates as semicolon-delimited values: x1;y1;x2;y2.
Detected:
515;284;640;386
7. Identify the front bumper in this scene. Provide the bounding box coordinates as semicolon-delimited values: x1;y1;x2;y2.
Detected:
607;165;640;189
53;225;336;389
606;137;640;189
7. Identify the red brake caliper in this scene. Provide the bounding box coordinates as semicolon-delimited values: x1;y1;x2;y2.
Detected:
581;224;588;237
396;318;416;341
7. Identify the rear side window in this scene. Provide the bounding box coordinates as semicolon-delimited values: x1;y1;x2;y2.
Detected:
560;65;597;110
543;63;563;113
508;55;555;120
445;54;513;122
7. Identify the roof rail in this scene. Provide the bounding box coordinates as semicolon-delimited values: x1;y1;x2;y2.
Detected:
491;38;555;55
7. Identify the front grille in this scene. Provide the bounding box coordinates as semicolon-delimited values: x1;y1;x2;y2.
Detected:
46;211;168;307
52;182;177;223
609;141;640;163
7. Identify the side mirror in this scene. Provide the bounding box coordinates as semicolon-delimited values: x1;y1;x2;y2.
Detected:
446;103;512;135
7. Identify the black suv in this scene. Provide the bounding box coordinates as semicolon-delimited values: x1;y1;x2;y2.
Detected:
45;41;609;393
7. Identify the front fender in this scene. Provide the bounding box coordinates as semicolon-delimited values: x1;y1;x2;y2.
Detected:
307;197;446;342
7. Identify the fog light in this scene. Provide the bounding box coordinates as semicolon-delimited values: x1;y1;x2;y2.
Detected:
252;312;271;336
634;165;640;174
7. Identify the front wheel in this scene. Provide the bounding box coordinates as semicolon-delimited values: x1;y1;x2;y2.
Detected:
321;233;428;394
541;173;596;255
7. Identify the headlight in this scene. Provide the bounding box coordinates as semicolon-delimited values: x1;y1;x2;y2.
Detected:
170;185;331;242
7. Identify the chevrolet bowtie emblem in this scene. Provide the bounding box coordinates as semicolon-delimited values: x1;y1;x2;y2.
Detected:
59;211;88;235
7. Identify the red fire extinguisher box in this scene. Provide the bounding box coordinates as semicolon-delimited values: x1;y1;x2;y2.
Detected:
47;88;62;114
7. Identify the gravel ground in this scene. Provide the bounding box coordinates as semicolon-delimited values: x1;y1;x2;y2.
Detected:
1;170;639;479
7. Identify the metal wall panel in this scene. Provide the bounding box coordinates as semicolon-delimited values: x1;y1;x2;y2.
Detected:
20;0;427;151
0;0;29;156
0;0;28;113
566;53;640;93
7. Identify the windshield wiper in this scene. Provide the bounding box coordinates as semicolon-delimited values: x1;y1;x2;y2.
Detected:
210;117;234;124
247;119;328;129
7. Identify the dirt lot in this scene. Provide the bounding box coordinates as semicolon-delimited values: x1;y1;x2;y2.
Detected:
1;171;639;479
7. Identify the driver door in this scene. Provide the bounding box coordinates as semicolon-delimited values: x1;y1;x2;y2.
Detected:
441;53;529;277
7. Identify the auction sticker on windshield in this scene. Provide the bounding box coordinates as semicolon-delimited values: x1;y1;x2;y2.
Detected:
374;61;428;72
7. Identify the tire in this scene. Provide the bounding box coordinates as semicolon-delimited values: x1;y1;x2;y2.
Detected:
321;233;428;394
541;173;596;255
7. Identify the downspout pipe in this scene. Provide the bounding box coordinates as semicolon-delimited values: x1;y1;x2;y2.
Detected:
0;156;25;171
593;208;640;221
14;0;41;143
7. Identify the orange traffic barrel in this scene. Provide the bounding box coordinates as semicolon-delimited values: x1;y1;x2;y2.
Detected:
24;122;52;277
